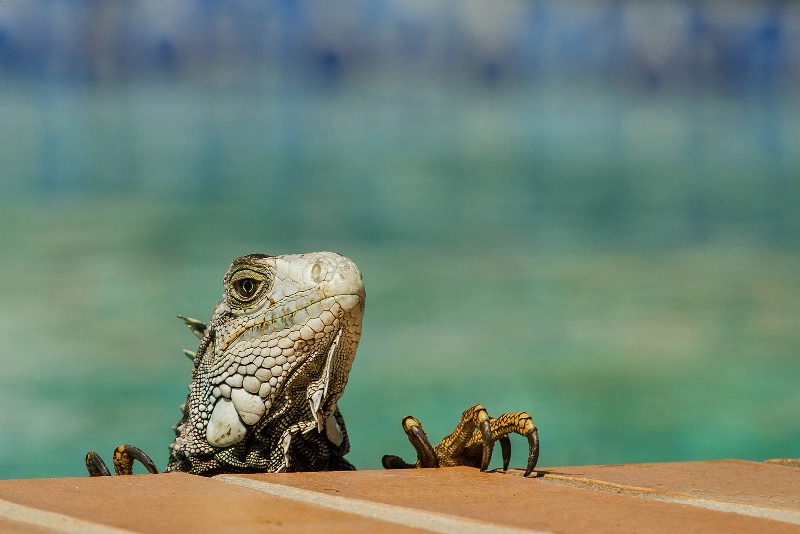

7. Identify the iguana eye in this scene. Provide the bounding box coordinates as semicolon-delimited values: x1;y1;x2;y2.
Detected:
224;263;271;310
233;278;260;300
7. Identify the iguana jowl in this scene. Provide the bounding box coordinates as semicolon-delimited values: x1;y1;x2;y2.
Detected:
86;252;539;477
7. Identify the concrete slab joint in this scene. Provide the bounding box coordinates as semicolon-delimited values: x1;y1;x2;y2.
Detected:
0;460;798;533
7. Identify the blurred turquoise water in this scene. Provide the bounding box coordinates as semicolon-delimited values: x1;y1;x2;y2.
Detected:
0;79;798;478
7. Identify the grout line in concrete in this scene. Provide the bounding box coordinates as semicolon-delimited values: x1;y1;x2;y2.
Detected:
215;474;548;534
0;498;136;534
541;474;800;526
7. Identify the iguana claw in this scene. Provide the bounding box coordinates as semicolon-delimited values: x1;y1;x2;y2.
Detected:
383;404;540;477
85;451;112;476
85;444;159;476
500;435;512;470
407;416;439;467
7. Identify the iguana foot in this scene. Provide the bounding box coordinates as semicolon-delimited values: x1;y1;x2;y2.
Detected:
382;404;539;477
85;444;159;476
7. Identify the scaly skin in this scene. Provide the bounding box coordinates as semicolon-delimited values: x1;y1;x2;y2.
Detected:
382;405;540;477
167;252;365;474
86;252;539;477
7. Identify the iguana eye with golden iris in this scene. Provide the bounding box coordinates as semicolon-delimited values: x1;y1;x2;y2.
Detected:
233;278;259;299
225;265;270;308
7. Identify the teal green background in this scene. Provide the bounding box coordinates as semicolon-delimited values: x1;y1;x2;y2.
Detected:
0;1;798;478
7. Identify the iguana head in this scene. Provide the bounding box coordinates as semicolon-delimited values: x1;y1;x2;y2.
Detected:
167;252;365;474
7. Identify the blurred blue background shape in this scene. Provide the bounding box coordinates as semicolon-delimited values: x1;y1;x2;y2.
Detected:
0;0;798;478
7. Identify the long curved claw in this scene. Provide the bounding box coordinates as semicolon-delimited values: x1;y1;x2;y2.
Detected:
486;411;539;477
511;413;539;477
525;427;540;477
85;451;112;476
499;436;512;471
403;416;439;468
383;416;439;469
479;417;493;472
385;406;540;476
112;444;159;475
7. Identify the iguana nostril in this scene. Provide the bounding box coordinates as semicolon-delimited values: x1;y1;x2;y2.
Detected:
311;261;323;282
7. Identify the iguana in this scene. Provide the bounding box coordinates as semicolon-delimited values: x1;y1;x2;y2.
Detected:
86;252;538;477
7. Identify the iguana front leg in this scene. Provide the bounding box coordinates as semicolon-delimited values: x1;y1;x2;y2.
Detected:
382;404;540;477
86;445;159;476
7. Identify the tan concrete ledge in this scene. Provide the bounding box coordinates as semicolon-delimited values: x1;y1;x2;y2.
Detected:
0;460;798;533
